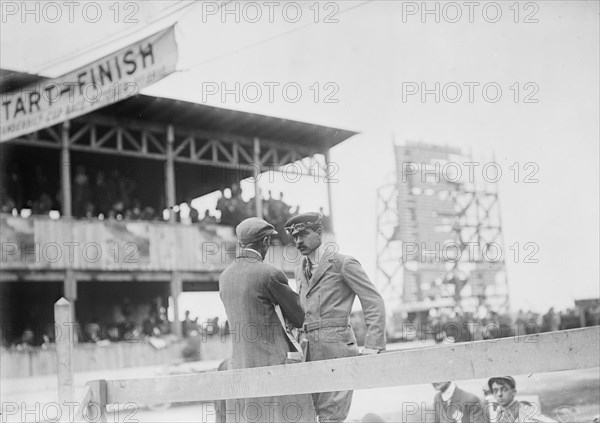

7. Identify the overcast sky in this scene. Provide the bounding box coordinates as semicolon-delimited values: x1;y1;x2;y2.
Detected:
2;1;598;317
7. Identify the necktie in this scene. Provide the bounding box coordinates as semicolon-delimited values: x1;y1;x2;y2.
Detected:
305;259;313;281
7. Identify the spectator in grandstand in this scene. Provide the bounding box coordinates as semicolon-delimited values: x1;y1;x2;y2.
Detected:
140;206;157;221
199;209;217;226
216;189;233;225
182;310;198;338
94;170;110;216
73;165;90;217
542;308;561;332
31;193;53;215
130;199;142;220
0;192;16;214
84;201;96;218
189;203;200;224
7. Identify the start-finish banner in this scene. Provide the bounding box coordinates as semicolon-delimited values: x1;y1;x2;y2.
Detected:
0;26;178;143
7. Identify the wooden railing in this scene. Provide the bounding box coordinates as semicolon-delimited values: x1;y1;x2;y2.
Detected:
53;298;600;422
1;214;326;274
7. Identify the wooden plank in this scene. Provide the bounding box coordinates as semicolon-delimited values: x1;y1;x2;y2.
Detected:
105;327;599;404
72;384;92;423
88;380;108;423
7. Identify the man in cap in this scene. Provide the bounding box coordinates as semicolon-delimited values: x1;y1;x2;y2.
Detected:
285;212;386;423
219;217;316;423
431;381;484;422
487;376;555;422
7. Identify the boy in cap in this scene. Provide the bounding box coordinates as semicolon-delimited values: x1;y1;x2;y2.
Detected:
285;212;386;423
219;217;316;423
488;376;555;422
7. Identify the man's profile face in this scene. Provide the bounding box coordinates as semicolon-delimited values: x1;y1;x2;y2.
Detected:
491;381;516;406
293;227;321;255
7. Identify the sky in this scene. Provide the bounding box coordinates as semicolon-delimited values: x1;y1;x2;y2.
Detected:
1;0;598;318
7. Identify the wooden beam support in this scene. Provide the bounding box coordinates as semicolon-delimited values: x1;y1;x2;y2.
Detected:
165;125;176;223
324;149;334;232
60;121;72;218
104;327;599;404
253;137;263;218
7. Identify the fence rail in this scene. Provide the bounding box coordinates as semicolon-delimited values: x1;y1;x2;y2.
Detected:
52;298;599;422
67;326;598;422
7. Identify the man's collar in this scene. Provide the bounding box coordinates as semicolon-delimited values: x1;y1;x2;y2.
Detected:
441;382;456;402
307;242;326;265
240;248;263;260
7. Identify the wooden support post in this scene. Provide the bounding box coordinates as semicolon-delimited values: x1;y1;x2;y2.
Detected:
73;384;93;423
324;149;334;232
171;272;182;338
63;270;77;329
61;121;72;218
165;125;176;223
55;297;74;422
88;379;108;423
253;137;263;218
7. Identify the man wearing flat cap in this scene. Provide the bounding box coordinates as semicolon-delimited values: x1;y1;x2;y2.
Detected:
219;217;316;423
487;376;555;422
285;212;386;423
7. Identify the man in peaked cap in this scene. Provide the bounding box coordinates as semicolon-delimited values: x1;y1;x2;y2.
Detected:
285;212;386;423
219;217;316;423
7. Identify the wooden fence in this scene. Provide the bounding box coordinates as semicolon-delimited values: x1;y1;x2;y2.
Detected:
53;299;599;422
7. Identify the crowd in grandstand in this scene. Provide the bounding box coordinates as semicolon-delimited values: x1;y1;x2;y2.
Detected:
4;303;599;350
0;167;332;242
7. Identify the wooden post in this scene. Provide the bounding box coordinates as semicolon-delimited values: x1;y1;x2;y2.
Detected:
88;379;108;423
61;121;72;217
165;125;176;223
63;270;77;331
253;137;263;218
55;297;74;422
324;149;334;232
171;272;182;338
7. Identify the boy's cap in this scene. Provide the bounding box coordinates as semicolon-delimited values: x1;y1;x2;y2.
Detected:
236;217;277;244
488;376;516;390
284;212;322;236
